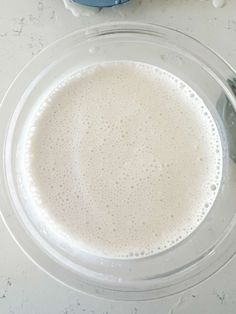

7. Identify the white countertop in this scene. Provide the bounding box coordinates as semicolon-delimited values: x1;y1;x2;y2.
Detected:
1;0;236;313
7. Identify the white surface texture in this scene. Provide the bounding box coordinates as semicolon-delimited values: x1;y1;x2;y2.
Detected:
0;0;236;313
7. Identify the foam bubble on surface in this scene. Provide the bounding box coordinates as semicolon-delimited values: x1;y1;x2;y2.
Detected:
23;61;223;258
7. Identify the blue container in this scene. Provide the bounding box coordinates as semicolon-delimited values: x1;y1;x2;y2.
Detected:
72;0;129;7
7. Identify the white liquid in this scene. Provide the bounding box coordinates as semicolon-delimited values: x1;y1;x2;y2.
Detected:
24;61;222;258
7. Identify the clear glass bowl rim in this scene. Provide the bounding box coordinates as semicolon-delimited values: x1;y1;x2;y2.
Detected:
0;21;236;301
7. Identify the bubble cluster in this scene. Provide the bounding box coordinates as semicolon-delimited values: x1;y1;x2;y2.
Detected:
23;61;223;258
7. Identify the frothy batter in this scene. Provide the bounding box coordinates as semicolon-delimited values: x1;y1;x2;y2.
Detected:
24;61;222;258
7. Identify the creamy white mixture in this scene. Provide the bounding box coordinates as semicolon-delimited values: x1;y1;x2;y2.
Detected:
24;61;222;258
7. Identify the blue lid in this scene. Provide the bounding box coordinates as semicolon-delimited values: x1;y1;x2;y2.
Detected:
71;0;129;7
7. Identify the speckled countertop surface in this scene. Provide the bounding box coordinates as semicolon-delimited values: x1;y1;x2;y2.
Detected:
0;0;236;313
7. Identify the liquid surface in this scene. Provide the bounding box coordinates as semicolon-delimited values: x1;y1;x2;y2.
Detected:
24;61;222;258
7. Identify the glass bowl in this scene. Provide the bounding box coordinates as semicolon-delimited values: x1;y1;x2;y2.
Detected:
0;22;236;301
